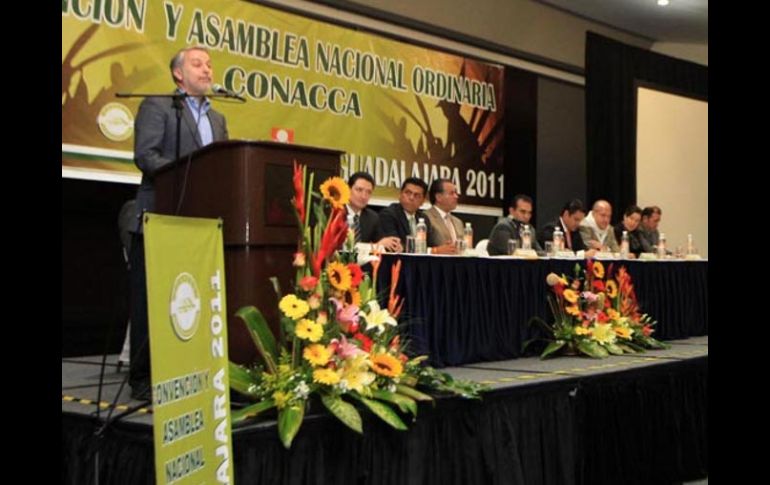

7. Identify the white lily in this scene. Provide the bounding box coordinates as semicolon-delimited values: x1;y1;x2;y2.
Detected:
359;300;397;334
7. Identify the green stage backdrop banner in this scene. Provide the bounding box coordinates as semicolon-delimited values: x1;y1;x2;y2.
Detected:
143;213;233;485
62;0;505;208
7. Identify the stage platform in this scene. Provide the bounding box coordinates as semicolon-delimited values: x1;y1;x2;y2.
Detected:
63;337;708;484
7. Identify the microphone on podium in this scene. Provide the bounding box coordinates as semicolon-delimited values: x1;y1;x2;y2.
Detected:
211;84;246;102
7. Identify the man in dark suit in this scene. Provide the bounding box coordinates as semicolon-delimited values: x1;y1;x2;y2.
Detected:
538;198;596;257
487;194;543;255
378;177;432;249
346;172;402;252
129;46;229;400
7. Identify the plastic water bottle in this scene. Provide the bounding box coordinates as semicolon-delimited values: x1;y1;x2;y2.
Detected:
620;230;630;259
553;226;564;252
415;217;428;254
463;222;473;251
520;224;532;250
657;232;667;259
687;233;694;255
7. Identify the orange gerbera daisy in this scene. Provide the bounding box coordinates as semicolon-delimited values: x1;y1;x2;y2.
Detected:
327;261;352;291
370;353;403;378
563;289;579;304
605;280;618;298
320;177;350;209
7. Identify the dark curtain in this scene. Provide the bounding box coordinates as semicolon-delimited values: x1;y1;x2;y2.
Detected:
585;32;708;218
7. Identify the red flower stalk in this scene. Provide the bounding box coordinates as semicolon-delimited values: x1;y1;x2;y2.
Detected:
312;207;349;276
292;161;306;224
388;259;405;318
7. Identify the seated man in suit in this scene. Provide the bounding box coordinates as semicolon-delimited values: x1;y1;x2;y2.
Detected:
538;198;597;258
379;177;433;250
579;199;619;252
639;205;668;253
346;172;402;253
487;194;543;255
423;178;462;254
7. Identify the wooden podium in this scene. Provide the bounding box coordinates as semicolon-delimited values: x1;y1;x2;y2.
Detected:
154;140;343;364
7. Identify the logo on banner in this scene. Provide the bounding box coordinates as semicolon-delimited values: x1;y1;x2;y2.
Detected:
271;127;295;143
169;272;201;341
97;102;134;141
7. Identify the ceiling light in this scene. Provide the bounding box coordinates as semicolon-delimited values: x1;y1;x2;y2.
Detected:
657;0;669;6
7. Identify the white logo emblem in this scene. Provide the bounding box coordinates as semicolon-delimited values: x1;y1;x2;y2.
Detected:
97;102;134;141
169;273;201;341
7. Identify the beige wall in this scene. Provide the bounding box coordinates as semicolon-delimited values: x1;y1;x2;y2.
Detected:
652;42;708;66
636;87;708;258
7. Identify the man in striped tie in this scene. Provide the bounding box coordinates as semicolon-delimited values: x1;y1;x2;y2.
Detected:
424;178;463;254
346;172;402;253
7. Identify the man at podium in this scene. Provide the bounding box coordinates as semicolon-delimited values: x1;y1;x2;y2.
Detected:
128;46;229;400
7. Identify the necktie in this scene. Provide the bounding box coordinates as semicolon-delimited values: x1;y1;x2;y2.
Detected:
353;214;361;242
408;214;416;235
445;214;457;242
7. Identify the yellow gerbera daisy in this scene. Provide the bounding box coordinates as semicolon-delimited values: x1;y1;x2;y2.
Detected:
313;368;341;385
574;326;591;336
327;261;352;291
320;176;350;209
605;280;618;298
295;318;323;342
279;294;310;320
592;261;605;279
563;289;579;303
370;353;404;377
303;343;333;366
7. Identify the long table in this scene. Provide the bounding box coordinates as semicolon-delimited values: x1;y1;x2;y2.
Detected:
376;255;708;367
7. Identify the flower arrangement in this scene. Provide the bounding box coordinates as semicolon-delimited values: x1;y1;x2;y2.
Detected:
534;260;668;359
229;162;486;448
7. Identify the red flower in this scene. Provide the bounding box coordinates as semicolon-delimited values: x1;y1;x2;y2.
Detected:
299;276;318;291
597;311;609;323
592;280;605;291
642;325;654;336
347;263;364;287
353;332;373;352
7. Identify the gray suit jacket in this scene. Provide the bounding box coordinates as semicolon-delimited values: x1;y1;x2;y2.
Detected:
424;206;464;247
131;94;228;232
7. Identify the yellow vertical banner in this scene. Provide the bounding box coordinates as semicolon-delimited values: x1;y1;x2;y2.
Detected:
144;213;234;485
